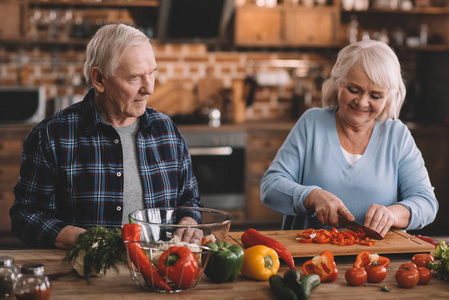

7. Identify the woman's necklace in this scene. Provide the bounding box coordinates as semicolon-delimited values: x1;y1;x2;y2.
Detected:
336;114;374;155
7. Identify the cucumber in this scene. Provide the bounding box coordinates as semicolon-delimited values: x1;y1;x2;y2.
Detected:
269;274;298;300
300;274;321;300
283;269;303;299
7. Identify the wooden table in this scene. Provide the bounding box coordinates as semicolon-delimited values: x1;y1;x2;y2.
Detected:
1;236;449;299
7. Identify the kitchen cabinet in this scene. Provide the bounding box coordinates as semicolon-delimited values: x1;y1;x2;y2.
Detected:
341;4;449;50
245;123;293;225
234;6;283;47
0;0;159;46
234;2;340;47
235;1;449;50
284;6;339;46
0;125;33;234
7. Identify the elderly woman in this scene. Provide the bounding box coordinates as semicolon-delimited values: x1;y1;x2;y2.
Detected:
261;40;438;236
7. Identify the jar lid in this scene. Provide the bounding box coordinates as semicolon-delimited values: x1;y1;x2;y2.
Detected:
0;256;14;267
20;263;45;275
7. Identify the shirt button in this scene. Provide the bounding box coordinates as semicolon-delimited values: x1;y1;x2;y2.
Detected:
116;172;122;177
116;206;122;211
114;139;120;144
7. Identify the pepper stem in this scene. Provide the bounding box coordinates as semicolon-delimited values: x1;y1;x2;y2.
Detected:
264;255;273;269
166;253;180;266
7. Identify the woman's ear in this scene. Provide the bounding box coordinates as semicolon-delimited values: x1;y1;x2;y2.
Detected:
91;67;105;93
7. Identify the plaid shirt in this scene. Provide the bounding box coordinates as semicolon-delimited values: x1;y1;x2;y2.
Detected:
10;88;201;247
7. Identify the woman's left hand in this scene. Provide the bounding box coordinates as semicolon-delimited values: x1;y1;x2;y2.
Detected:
364;204;396;238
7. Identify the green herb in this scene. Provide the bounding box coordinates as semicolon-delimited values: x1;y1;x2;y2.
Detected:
65;226;127;280
363;284;391;292
429;241;449;281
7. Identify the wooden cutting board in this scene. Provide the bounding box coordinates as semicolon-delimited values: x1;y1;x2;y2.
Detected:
227;229;435;258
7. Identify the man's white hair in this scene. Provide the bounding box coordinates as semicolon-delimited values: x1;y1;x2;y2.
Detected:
83;24;150;86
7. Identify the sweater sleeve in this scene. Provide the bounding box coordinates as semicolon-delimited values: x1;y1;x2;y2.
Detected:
397;128;438;230
260;111;322;216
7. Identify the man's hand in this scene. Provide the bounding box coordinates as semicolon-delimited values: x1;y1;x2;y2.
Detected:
174;216;204;243
304;189;355;227
54;225;87;249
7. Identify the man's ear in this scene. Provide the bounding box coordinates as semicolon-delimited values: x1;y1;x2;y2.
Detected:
91;67;105;93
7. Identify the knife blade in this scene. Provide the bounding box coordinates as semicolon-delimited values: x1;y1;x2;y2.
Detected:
339;216;384;240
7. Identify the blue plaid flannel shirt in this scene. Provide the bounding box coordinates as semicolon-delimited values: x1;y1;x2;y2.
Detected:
10;88;201;247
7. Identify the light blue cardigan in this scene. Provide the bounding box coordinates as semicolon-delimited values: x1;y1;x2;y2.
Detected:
261;107;438;230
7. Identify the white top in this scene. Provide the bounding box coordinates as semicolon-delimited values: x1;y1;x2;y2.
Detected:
341;147;363;166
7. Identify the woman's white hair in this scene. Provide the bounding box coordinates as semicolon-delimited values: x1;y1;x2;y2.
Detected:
84;24;150;86
321;40;406;122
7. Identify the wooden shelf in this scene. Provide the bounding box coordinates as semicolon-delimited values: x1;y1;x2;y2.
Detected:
26;0;159;7
342;7;449;15
0;37;90;46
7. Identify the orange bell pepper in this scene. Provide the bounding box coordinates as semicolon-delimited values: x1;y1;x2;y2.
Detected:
302;250;338;282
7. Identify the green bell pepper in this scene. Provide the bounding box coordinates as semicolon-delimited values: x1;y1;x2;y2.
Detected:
204;241;244;283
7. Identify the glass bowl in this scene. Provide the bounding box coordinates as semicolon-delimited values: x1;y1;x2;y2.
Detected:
125;207;233;293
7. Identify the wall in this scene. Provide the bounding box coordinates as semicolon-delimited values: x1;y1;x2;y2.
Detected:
0;42;332;122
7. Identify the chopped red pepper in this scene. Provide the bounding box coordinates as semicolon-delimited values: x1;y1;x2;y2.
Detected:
297;227;375;246
296;233;314;243
302;250;338;282
359;240;375;246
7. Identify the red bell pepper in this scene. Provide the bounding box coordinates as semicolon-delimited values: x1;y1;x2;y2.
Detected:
122;224;172;292
415;235;440;248
353;251;390;269
157;246;200;289
302;250;338;282
241;228;296;270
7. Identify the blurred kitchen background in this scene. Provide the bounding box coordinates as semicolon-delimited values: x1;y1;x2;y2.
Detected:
1;0;449;247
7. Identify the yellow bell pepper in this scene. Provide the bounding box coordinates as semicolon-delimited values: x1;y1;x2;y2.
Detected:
240;245;280;281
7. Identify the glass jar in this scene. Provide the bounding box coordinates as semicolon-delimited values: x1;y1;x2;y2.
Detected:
0;256;18;297
15;263;51;300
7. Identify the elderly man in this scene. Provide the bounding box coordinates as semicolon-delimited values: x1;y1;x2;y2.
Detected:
10;24;202;249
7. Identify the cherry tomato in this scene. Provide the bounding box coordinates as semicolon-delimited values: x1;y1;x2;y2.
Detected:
412;254;434;269
399;262;417;269
395;266;419;288
417;266;432;285
345;267;367;286
365;263;387;283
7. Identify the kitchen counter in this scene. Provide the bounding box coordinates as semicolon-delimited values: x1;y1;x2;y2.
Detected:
1;234;448;299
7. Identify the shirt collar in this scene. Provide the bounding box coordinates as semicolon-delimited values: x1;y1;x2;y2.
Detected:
82;88;153;134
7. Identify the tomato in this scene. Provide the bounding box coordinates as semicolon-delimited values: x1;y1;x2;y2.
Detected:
399;262;417;269
395;266;419;288
345;267;367;286
412;254;434;269
417;266;432;285
365;263;387;283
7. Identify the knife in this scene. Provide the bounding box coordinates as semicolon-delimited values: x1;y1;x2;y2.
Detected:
339;216;384;240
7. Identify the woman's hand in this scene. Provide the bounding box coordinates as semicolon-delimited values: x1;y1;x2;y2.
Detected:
304;189;355;227
364;204;410;237
364;204;395;237
174;216;204;243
